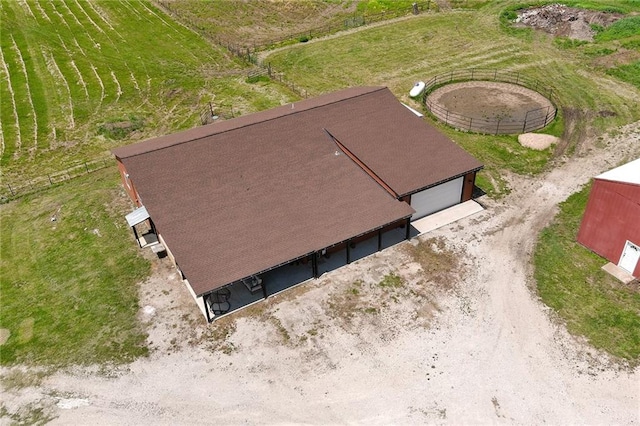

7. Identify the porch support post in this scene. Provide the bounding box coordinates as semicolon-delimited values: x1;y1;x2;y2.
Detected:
204;294;212;323
346;240;351;264
377;229;382;251
132;227;141;247
312;253;319;278
262;280;268;300
405;218;411;240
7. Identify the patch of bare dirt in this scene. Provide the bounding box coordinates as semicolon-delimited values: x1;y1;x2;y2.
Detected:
519;133;559;150
592;49;640;69
515;4;624;41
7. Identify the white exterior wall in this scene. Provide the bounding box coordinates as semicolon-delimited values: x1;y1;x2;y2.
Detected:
183;279;208;318
158;233;208;319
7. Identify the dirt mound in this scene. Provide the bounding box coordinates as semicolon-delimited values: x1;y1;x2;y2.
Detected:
515;4;623;41
518;133;559;150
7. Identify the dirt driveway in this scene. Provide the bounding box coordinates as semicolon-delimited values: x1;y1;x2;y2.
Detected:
2;123;640;424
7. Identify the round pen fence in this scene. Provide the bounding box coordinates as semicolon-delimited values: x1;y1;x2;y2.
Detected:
421;69;557;135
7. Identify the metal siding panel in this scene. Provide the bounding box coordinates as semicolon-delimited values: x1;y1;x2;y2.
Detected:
410;177;463;220
577;180;640;268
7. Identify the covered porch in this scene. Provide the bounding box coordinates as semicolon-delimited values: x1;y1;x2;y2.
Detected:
125;206;159;248
202;218;417;321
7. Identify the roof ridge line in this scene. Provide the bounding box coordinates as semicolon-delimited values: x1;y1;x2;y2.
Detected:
115;87;388;159
323;128;398;199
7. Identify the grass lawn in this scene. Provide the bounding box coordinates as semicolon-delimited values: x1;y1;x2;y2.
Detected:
534;184;640;364
0;0;295;182
0;168;150;366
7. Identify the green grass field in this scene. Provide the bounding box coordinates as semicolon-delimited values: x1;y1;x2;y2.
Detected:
535;184;640;363
0;168;150;366
0;0;295;182
1;0;639;367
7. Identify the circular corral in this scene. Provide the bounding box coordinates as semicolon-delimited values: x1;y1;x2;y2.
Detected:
425;80;556;134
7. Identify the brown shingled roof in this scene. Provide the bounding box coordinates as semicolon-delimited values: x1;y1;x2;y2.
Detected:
113;87;481;296
314;88;483;196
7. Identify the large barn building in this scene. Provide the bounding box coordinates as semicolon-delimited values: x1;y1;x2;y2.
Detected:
577;158;640;278
113;87;483;321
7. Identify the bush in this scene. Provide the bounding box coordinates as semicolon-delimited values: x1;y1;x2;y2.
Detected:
97;117;144;140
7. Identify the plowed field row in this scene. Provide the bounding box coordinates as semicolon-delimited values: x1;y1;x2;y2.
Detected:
1;0;267;180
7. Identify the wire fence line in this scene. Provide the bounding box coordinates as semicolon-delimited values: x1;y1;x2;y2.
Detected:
421;69;558;135
156;0;434;123
157;1;433;53
199;66;311;125
251;1;433;50
1;158;112;203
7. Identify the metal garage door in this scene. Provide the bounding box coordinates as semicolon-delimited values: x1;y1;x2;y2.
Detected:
410;177;463;220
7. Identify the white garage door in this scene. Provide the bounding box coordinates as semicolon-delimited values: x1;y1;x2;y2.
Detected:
410;177;463;220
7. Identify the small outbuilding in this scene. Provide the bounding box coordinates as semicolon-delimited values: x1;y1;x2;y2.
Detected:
577;158;640;278
112;86;483;321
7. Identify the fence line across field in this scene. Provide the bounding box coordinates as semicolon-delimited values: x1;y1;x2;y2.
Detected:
156;1;433;53
421;69;558;135
156;0;434;114
2;158;112;202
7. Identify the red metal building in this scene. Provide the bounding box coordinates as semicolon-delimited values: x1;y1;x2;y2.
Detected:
577;158;640;277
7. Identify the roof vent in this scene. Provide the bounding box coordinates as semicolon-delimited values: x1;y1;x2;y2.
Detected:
335;150;340;156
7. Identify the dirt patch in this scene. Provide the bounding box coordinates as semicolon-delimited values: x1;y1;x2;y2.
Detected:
0;329;10;345
592;49;640;69
514;4;624;41
519;133;559;150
